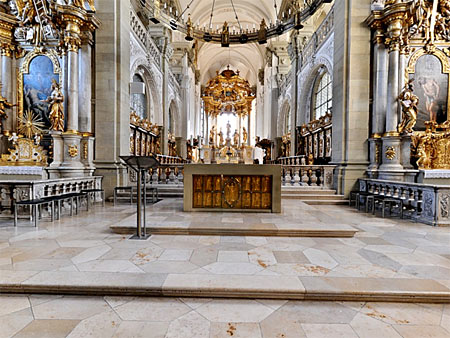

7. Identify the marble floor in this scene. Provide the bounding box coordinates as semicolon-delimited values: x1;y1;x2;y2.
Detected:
1;199;450;300
1;294;450;338
111;199;357;237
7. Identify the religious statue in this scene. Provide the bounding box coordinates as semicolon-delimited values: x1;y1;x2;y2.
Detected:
43;79;64;132
221;21;229;47
258;18;267;44
218;128;224;146
226;121;231;139
233;129;239;145
185;15;194;41
209;125;216;145
0;85;15;128
242;127;248;143
398;80;419;134
417;146;433;169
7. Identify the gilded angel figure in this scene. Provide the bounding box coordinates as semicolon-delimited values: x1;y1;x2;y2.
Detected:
43;79;64;132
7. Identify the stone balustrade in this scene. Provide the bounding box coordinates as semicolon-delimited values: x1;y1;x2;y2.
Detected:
149;165;185;185
273;156;306;165
0;176;103;215
359;178;450;226
282;165;335;189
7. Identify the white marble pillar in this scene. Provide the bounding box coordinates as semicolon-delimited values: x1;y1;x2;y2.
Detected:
78;41;92;134
67;49;79;132
385;47;399;132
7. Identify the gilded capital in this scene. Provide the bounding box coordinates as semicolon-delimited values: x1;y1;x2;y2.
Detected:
63;17;82;52
0;43;14;58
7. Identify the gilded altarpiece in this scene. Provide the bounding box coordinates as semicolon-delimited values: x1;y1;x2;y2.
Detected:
192;175;272;210
406;49;450;131
18;49;62;130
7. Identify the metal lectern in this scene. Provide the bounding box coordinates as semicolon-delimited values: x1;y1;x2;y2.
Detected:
120;156;160;240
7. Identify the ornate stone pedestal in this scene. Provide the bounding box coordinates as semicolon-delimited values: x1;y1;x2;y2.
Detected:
367;136;382;178
378;135;404;180
57;133;85;177
81;135;95;174
49;131;63;169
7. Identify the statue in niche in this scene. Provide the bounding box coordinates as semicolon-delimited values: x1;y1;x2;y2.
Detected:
233;129;239;145
209;125;216;146
226;120;231;139
43;79;64;132
242;127;248;143
221;21;229;47
398;80;419;134
0;84;15;128
218;128;224;146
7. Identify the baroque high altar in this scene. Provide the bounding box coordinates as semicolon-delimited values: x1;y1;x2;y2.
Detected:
0;0;98;178
367;0;450;182
200;67;257;164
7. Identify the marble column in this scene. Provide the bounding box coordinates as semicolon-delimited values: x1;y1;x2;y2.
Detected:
67;49;79;133
379;20;404;179
385;47;399;133
368;28;388;174
59;26;85;177
78;38;95;173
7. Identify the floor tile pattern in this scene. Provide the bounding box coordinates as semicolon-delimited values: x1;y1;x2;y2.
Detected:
1;294;449;338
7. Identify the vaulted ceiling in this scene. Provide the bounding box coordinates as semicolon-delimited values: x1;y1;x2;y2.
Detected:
175;0;285;86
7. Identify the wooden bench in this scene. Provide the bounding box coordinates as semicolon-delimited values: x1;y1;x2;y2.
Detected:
81;189;105;207
14;192;89;227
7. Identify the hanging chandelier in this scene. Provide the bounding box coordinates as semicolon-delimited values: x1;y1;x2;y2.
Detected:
139;0;333;46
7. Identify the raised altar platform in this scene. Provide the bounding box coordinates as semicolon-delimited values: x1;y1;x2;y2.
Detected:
183;164;282;213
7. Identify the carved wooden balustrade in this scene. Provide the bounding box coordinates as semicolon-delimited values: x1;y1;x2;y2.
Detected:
282;165;335;189
297;113;332;163
359;178;450;226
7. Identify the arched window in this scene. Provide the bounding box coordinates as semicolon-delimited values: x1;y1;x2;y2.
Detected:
131;74;147;119
284;105;291;135
312;69;332;120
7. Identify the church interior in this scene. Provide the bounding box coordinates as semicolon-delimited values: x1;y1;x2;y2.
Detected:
1;0;450;337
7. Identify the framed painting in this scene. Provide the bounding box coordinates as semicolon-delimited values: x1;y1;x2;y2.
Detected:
407;49;450;130
18;49;62;130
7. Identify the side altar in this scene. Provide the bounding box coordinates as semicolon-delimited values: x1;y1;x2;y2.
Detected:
183;164;281;213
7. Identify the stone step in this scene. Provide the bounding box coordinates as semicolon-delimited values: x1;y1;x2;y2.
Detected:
282;188;337;195
282;194;345;201
303;199;350;205
2;270;449;303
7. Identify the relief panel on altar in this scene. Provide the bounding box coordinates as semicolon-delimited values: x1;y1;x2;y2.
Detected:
192;175;272;210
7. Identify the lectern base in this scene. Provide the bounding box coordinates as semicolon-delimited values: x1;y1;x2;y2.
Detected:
129;234;151;240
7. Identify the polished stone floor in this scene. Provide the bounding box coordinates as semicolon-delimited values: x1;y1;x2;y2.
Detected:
1;199;450;336
1;294;450;338
1;200;450;294
111;199;357;237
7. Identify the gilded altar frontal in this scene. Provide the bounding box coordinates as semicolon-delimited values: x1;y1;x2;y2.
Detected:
2;1;450;337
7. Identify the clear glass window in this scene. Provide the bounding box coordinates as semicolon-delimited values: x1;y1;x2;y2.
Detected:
312;71;332;120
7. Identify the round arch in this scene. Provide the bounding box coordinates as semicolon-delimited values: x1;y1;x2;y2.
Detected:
298;61;333;124
130;59;162;122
